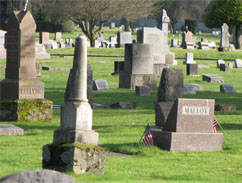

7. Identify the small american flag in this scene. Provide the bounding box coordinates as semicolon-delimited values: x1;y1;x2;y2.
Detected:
142;125;154;146
213;117;218;133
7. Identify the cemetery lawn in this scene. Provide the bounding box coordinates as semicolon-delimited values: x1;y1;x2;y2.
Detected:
1;31;242;182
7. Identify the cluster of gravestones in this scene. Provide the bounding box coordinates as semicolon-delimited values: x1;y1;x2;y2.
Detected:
0;8;235;181
0;11;105;180
40;32;75;49
172;23;237;51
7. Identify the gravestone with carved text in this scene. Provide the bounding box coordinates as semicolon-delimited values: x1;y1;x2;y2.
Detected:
0;11;52;122
152;98;223;152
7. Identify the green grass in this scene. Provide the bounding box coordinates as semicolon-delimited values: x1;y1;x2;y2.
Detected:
0;29;242;183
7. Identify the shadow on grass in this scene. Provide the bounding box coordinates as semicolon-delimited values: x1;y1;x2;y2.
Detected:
220;123;242;130
101;142;142;155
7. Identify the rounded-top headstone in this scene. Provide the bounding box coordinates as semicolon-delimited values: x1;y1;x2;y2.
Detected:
0;169;76;183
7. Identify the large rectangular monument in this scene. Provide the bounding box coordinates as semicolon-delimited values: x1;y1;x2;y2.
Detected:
0;11;52;122
152;98;223;152
119;43;157;89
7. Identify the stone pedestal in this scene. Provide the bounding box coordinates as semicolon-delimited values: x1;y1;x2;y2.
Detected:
43;143;105;174
0;99;53;122
153;98;223;152
119;73;157;90
151;131;223;152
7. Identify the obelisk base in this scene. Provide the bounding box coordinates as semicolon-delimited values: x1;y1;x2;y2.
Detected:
42;142;105;174
53;129;98;146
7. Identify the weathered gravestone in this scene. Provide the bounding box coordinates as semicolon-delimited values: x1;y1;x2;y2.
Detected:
152;98;223;152
215;104;236;112
39;32;50;44
137;26;175;76
35;42;50;59
217;59;225;68
135;86;150;96
182;31;195;49
0;11;53;122
42;35;105;174
110;102;136;109
0;124;24;136
203;75;224;83
219;23;230;51
55;32;62;41
183;84;196;95
235;59;242;68
220;63;230;72
187;64;198;76
112;61;124;75
0;44;6;59
109;22;115;29
220;84;236;93
0;169;76;183
183;53;196;64
119;43;157;90
155;69;184;127
171;39;178;47
116;31;132;48
42;66;70;71
93;79;109;90
0;30;6;45
198;38;209;50
184;83;203;91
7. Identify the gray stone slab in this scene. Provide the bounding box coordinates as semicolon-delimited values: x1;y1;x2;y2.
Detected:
93;79;109;90
42;66;70;71
183;84;196;95
220;84;236;93
186;64;198;76
135;86;150;96
203;75;224;83
184;83;203;91
215;104;236;112
110;102;136;109
0;124;24;136
0;169;75;183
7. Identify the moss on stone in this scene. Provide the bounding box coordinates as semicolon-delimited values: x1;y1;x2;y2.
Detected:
0;99;53;122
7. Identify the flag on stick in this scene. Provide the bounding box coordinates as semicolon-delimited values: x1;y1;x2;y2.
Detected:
213;117;218;133
141;124;154;146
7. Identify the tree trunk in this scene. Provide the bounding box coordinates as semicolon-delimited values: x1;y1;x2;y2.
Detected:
234;25;241;49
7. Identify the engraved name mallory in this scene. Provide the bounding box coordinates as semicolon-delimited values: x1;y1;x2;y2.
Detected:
182;106;210;115
20;86;43;95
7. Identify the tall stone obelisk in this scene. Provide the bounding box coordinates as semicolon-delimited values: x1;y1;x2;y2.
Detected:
54;34;98;145
43;35;105;174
